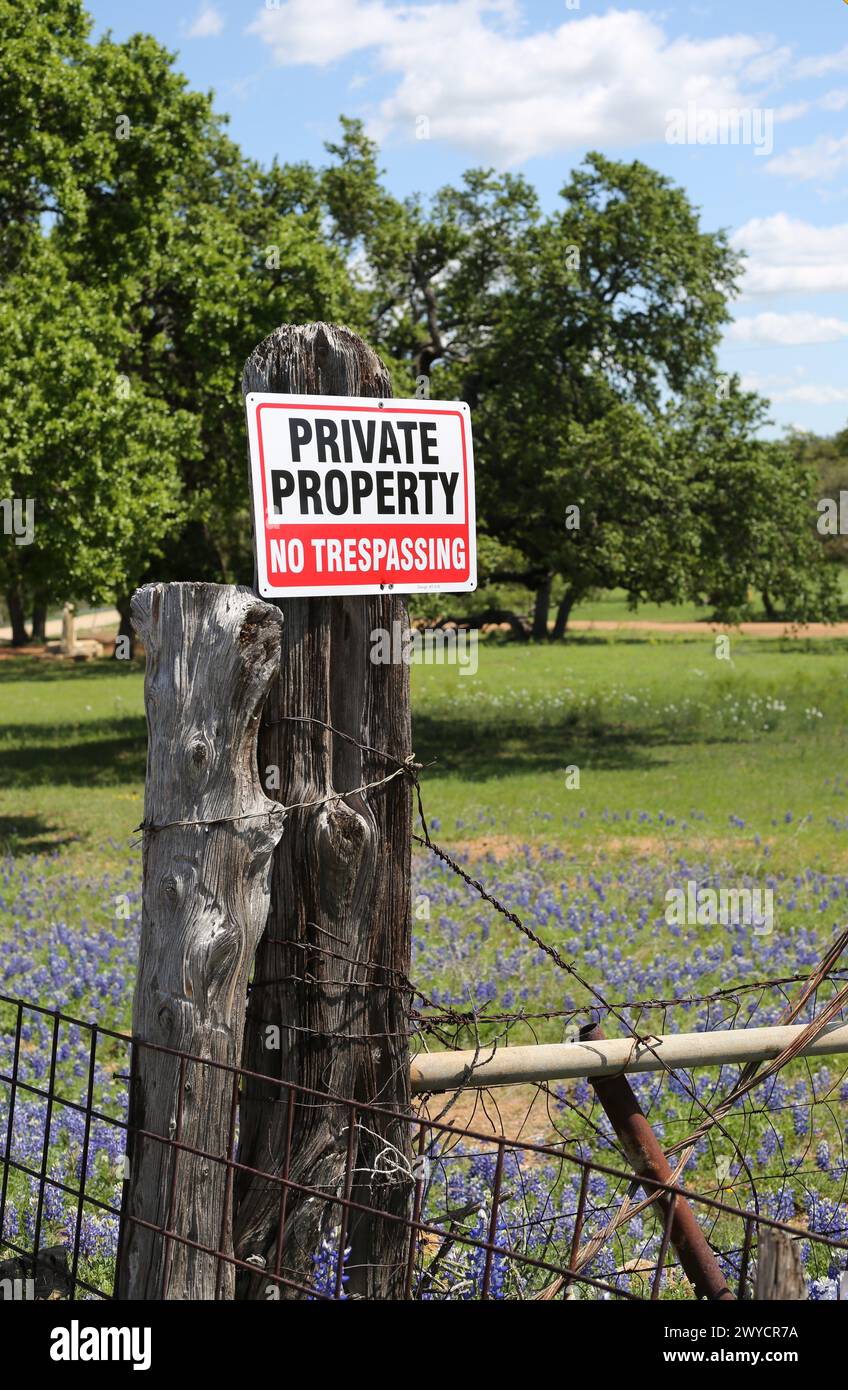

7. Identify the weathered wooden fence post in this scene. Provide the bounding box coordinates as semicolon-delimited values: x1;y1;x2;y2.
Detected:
115;582;284;1300
754;1228;807;1300
233;323;414;1299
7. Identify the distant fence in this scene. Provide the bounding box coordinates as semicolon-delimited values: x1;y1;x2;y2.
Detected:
2;994;847;1301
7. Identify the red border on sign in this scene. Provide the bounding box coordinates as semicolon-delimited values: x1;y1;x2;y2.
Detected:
253;400;471;591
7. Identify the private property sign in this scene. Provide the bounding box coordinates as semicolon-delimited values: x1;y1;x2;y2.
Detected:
245;393;477;597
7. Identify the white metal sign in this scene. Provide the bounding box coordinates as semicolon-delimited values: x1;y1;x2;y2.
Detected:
245;393;477;598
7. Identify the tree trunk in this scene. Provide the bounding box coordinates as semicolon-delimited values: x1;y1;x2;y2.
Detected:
30;598;47;643
5;587;29;646
115;593;136;658
531;575;553;640
474;608;529;641
234;323;413;1301
761;588;778;621
114;582;285;1301
551;589;579;641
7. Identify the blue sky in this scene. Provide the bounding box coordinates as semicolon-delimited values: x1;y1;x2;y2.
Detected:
86;0;848;436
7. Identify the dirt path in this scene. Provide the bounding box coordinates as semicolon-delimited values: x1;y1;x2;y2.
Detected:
0;607;119;643
4;610;848;646
417;1081;564;1146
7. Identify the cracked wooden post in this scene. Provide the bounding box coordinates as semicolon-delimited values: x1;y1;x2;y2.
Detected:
115;582;284;1301
754;1228;807;1300
234;323;414;1300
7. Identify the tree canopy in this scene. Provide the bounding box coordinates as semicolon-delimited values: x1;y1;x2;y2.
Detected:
0;2;841;642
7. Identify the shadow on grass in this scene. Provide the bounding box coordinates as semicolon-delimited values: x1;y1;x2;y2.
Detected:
0;718;147;787
1;713;748;791
0;814;81;856
0;656;144;683
410;711;720;780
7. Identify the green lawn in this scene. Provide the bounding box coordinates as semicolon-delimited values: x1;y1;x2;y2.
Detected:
572;588;727;624
0;658;145;862
413;633;848;873
1;630;847;875
570;570;848;625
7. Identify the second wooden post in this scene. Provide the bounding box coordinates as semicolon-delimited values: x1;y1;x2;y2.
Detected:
234;323;414;1299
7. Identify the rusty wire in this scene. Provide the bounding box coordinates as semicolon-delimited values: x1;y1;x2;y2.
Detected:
2;992;846;1301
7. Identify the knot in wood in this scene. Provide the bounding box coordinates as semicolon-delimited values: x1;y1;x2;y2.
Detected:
157;999;178;1039
190;739;209;769
161;872;180;906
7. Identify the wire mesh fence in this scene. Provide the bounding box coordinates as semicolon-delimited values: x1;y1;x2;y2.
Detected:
2;992;847;1301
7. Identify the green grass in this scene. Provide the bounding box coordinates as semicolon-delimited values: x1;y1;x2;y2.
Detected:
569;570;848;624
412;633;848;873
0;658;146;863
2;631;848;874
572;588;723;624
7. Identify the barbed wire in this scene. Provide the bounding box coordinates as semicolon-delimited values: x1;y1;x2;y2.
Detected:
135;711;847;1113
120;709;848;1293
289;713;848;1266
132;761;414;840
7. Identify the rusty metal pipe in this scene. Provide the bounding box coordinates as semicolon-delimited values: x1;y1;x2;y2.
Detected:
581;1021;734;1301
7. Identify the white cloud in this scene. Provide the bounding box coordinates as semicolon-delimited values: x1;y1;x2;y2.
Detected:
727;312;848;346
186;5;224;38
248;0;399;66
247;1;787;164
795;45;848;79
739;370;800;392
773;101;810;122
774;385;848;405
773;89;848;123
731;214;848;295
738;370;848;406
766;132;848;181
743;45;793;86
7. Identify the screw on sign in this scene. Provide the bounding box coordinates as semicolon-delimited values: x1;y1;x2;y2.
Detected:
245;392;477;596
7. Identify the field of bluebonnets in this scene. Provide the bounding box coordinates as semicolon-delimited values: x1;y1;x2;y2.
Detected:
1;628;848;1297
